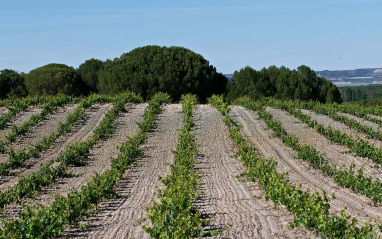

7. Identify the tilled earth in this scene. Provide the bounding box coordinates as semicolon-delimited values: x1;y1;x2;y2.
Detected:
0;103;381;238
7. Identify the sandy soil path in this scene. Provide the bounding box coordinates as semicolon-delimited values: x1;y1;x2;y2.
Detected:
301;109;382;148
3;103;147;218
63;104;182;239
231;106;382;231
0;103;112;190
0;106;42;141
193;105;316;239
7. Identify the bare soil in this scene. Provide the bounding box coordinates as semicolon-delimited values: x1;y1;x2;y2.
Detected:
193;105;317;239
301;109;382;148
3;103;382;238
0;103;112;190
2;103;147;219
63;104;183;239
368;114;382;122
8;104;79;151
0;106;42;141
230;106;382;233
0;107;9;116
338;112;382;133
267;108;382;181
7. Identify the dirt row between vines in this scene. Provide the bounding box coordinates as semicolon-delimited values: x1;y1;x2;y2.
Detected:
63;104;182;238
193;105;316;239
338;112;382;133
0;103;112;190
62;104;317;239
230;106;382;233
3;103;147;219
0;104;79;164
267;108;382;181
301;109;382;149
0;107;9;116
4;103;378;238
0;106;42;141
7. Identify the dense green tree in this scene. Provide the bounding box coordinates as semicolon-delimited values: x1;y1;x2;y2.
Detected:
25;64;82;96
97;45;227;101
0;69;27;99
77;58;103;93
226;65;342;103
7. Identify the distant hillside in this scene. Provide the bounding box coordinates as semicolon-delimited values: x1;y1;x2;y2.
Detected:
316;68;382;86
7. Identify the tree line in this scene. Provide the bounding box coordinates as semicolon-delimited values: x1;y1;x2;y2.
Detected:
225;65;342;104
0;45;342;103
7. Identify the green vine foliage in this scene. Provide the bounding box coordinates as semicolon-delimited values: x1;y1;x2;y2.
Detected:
0;92;142;209
210;95;378;238
239;97;382;205
145;94;205;239
0;92;166;238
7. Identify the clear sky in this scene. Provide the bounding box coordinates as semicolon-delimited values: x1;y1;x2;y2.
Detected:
1;0;381;74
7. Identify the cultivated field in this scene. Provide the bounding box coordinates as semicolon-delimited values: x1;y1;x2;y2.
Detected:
0;94;381;238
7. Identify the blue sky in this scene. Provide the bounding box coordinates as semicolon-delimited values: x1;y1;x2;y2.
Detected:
1;0;381;73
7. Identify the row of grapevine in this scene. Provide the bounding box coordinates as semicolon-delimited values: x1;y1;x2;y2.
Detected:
236;97;382;204
0;94;75;153
0;94;110;175
145;94;206;238
270;99;382;165
301;101;382;141
0;95;62;130
209;95;378;238
0;92;170;238
0;92;142;209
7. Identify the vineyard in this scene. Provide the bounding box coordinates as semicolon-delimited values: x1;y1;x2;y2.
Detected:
1;93;382;238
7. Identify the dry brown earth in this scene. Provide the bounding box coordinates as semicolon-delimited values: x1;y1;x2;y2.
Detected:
301;109;382;148
0;104;79;162
230;106;382;233
63;104;182;239
0;103;112;190
0;107;9;116
0;106;42;141
267;108;382;180
338;112;382;133
3;103;147;219
368;114;382;122
193;105;316;239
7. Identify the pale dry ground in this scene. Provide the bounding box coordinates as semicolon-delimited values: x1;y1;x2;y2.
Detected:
63;104;182;239
267;108;382;180
0;107;9;116
0;104;79;164
194;105;317;239
3;103;147;219
230;106;382;235
0;103;112;190
0;106;42;141
369;114;382;122
10;104;79;150
301;109;382;148
338;112;382;133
